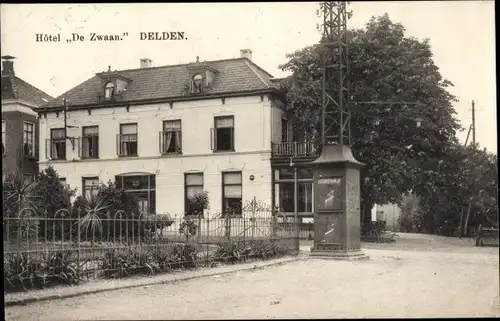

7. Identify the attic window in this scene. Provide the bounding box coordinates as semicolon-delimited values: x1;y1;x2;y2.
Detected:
192;74;204;93
104;82;115;100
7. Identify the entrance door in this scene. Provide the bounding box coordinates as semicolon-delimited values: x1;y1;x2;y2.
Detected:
130;191;149;214
138;198;149;214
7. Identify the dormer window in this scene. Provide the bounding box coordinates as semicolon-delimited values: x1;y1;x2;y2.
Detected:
192;74;204;93
104;82;115;100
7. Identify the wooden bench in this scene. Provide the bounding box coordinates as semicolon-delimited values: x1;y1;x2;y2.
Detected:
475;225;499;247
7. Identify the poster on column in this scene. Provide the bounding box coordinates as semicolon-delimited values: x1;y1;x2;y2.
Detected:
317;177;342;211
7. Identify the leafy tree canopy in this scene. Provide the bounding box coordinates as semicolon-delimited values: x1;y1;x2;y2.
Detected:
413;144;498;233
36;166;76;217
279;13;462;227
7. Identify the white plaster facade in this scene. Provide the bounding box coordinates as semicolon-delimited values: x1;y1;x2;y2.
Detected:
374;203;401;231
39;95;286;216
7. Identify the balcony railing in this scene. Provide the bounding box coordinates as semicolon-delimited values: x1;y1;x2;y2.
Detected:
271;141;318;158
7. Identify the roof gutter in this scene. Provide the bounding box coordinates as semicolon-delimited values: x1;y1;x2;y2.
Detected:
37;88;283;114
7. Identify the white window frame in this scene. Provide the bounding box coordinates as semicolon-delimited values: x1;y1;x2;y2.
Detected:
81;125;99;158
83;177;100;199
118;123;138;157
104;82;115;100
23;121;35;157
222;171;243;217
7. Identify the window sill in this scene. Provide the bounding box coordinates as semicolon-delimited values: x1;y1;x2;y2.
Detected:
212;149;235;153
81;156;100;160
279;211;314;215
48;158;67;162
161;152;183;157
118;154;139;158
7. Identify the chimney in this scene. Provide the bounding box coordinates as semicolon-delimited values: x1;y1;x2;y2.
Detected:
240;49;252;61
140;58;152;68
1;55;16;76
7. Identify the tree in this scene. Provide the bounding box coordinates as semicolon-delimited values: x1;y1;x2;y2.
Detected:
96;180;140;217
72;180;140;242
186;191;210;217
72;180;174;242
397;193;421;233
36;166;76;217
3;170;40;217
279;13;461;232
2;170;41;242
35;166;77;240
413;143;498;235
3;167;75;241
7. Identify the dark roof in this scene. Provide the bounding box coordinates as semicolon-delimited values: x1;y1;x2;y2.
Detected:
1;75;54;107
43;58;278;109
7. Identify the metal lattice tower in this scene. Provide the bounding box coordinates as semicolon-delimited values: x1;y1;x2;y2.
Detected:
320;1;351;147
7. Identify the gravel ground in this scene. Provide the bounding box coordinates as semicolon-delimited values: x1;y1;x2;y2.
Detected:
5;234;499;320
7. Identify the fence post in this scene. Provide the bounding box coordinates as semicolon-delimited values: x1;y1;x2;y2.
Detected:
251;197;256;241
155;214;159;264
16;215;21;255
225;214;231;243
205;213;209;266
243;210;246;244
272;207;277;239
197;214;201;243
77;208;81;278
296;217;300;253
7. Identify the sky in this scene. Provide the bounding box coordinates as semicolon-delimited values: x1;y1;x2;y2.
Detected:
1;1;496;153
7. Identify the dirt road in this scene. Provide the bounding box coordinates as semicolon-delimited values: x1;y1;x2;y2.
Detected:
5;235;499;320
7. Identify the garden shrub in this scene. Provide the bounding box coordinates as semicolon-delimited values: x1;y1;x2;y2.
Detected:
4;250;81;293
213;241;288;264
72;181;175;243
100;248;158;278
179;219;198;242
101;243;198;279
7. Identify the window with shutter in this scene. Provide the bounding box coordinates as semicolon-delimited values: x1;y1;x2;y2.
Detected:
118;123;138;156
213;116;234;152
82;126;99;158
161;120;182;154
50;128;66;160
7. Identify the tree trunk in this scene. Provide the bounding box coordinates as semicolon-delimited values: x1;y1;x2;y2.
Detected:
464;202;472;237
360;200;373;236
458;207;464;238
359;174;373;236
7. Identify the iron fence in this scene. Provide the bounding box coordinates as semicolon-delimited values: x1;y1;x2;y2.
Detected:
3;206;299;293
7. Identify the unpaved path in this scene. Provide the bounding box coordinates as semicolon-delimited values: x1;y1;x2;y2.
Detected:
5;245;499;320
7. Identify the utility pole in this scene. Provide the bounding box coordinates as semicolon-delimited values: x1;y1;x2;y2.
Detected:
464;124;472;147
463;100;477;237
471;100;476;147
62;98;77;150
63;98;68;141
